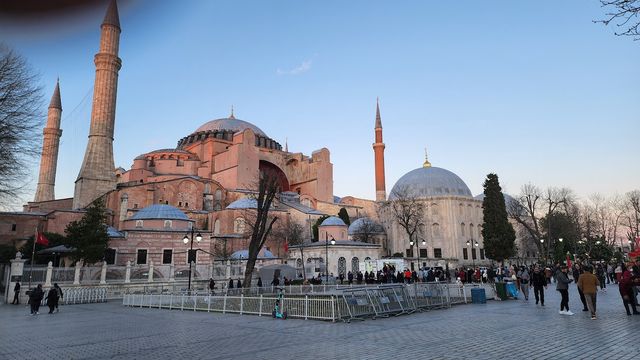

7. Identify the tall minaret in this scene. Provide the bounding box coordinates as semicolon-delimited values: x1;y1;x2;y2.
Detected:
373;98;386;201
73;0;122;209
34;80;63;202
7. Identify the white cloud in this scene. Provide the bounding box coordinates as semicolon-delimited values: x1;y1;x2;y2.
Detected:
277;59;312;75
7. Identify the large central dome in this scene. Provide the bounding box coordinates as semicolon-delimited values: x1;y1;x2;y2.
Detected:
195;116;267;137
389;166;472;200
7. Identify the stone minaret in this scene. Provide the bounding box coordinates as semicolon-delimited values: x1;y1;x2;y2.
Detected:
373;99;386;201
73;0;122;209
34;80;63;202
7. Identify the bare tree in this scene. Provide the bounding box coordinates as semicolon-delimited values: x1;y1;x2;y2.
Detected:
242;170;280;289
382;186;424;255
0;45;43;208
595;0;640;40
622;190;640;247
274;219;306;279
351;217;381;244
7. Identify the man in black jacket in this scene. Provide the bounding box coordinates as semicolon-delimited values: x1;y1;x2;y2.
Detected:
28;284;44;315
531;265;547;306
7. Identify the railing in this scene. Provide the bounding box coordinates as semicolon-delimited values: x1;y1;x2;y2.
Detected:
122;293;338;321
38;287;107;305
122;283;494;322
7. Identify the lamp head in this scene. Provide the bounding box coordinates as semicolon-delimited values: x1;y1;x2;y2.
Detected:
330;237;335;245
540;239;544;243
196;233;202;242
421;240;426;246
409;240;414;246
182;235;189;244
474;242;479;247
466;241;470;246
558;238;563;242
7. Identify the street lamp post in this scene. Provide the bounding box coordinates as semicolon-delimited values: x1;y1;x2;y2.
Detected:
183;228;202;294
324;232;335;283
466;240;478;268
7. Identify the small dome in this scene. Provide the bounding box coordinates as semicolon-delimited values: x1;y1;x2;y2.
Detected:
348;217;385;235
195;117;267;137
134;148;196;161
226;198;258;210
131;204;189;221
230;249;276;260
320;216;346;227
389;166;472;200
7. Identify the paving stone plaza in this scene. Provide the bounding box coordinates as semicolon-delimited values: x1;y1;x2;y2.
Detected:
1;284;638;360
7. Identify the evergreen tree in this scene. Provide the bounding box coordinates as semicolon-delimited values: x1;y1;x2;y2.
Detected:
481;173;516;262
65;198;110;264
337;207;351;226
312;215;330;241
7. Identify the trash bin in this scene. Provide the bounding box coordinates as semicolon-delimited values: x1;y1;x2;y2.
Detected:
494;282;507;300
505;282;518;298
471;288;486;304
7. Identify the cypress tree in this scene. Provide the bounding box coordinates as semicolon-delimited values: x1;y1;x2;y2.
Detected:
337;207;351;226
481;173;516;262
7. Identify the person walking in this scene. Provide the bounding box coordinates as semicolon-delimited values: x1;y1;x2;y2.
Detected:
11;282;20;305
595;263;606;292
29;284;44;315
531;265;547;306
577;265;600;319
572;264;589;312
619;264;640;315
517;266;530;301
45;286;59;314
347;271;353;285
556;266;574;315
53;283;63;312
208;278;215;294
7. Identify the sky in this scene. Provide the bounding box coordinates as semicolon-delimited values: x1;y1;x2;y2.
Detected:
1;0;638;208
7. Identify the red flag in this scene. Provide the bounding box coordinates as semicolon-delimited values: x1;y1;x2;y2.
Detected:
36;230;49;246
566;254;572;269
283;242;289;253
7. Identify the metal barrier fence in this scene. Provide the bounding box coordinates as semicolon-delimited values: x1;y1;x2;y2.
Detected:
122;293;337;321
38;287;107;305
122;283;491;322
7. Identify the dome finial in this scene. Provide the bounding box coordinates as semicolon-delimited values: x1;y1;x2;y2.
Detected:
229;105;235;119
423;147;432;168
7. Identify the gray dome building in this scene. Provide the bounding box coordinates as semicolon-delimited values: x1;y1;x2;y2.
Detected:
389;166;472;199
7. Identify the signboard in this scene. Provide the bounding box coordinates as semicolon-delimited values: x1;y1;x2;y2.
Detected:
11;275;22;282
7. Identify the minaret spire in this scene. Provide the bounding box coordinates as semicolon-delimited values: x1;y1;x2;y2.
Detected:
34;80;63;202
229;105;235;119
373;98;386;201
73;0;122;209
285;137;288;153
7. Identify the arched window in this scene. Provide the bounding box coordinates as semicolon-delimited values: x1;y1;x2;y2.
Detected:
296;258;303;268
213;219;221;235
215;189;222;201
351;257;359;272
338;257;346;276
234;217;246;234
135;220;143;228
469;224;475;239
432;223;440;239
460;223;466;237
164;220;172;229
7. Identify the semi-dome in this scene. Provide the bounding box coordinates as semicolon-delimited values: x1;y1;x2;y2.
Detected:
130;204;189;221
389;166;472;200
320;216;346;227
348;217;384;235
195;117;267;137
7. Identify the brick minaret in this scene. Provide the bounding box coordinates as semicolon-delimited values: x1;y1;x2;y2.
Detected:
34;80;63;202
73;0;122;209
373;99;386;201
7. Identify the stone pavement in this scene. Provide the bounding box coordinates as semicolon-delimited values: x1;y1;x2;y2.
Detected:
1;284;638;360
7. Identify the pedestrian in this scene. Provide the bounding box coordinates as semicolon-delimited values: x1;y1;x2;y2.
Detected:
209;278;215;294
53;283;63;312
577;265;600;319
618;264;640;315
29;284;44;315
270;274;279;287
347;271;353;285
45;286;59;314
572;264;589;312
556;266;574;315
595;263;606;292
11;282;20;305
517;266;530;301
257;277;263;287
228;278;234;289
531;265;547;306
236;279;242;288
339;273;344;285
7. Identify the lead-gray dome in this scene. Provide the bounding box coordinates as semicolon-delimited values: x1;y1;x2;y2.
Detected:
389;166;472;199
195;117;267;137
131;204;189;220
320;216;346;226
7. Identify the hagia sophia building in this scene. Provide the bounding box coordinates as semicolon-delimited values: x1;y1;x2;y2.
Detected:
1;1;535;277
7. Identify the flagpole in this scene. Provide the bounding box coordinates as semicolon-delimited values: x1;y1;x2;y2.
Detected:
29;226;37;291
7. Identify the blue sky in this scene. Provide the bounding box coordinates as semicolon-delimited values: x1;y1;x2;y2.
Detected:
2;0;638;206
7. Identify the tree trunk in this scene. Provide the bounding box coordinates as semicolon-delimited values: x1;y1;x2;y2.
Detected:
300;247;306;280
243;256;257;291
